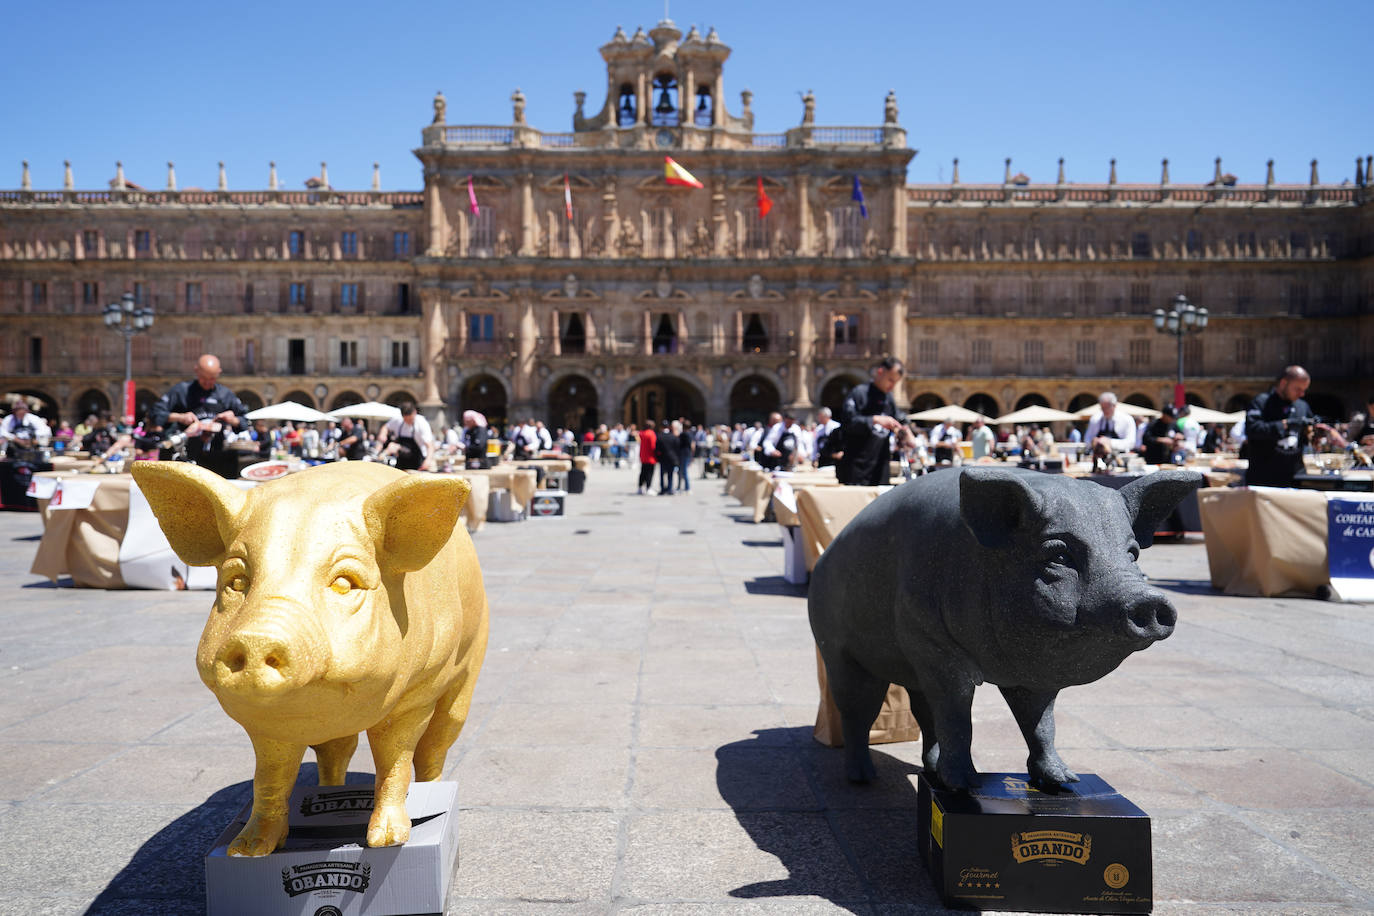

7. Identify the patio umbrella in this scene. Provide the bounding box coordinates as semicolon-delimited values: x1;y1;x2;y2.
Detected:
1183;406;1242;425
1072;402;1161;420
907;404;990;424
245;401;330;423
327;401;401;421
993;405;1079;425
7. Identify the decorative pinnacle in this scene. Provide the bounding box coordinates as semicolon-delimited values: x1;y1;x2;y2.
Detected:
1108;158;1117;184
1057;157;1065;184
166;161;176;191
1003;158;1012;183
1160;158;1169;185
217;161;227;191
21;160;30;191
320;161;329;189
115;161;126;190
1309;158;1319;185
63;160;73;190
372;162;381;191
1265;159;1274;186
1213;157;1222;183
951;157;960;184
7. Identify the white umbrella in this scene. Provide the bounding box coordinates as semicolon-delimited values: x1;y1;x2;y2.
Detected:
328;401;401;421
1072;402;1161;420
994;405;1079;425
1183;406;1242;425
246;401;330;423
907;405;990;424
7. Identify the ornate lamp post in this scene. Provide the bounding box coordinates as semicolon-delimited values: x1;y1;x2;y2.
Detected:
102;291;155;418
1152;293;1207;408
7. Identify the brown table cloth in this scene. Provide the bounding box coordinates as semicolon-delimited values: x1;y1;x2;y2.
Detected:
453;473;491;533
1198;487;1329;597
795;485;888;571
741;470;840;523
30;474;132;588
462;467;538;515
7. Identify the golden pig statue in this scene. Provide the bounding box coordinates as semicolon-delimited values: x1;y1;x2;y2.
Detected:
131;461;489;856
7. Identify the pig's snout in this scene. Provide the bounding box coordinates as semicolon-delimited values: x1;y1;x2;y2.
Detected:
1122;592;1177;643
214;630;321;696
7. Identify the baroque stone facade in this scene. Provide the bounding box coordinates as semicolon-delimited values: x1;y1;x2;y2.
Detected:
2;20;1371;428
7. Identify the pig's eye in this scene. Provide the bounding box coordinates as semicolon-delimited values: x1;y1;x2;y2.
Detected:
329;576;353;595
1042;541;1075;571
226;575;248;593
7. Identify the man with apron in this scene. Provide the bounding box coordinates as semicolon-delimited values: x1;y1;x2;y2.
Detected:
378;401;435;471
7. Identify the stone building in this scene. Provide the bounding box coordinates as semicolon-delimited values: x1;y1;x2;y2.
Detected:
2;20;1370;429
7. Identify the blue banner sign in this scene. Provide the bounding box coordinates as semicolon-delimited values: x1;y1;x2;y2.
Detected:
1327;495;1374;581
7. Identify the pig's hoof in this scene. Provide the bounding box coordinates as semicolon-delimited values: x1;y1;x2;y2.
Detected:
227;813;288;857
845;754;878;784
1029;755;1079;790
936;756;981;792
366;804;411;847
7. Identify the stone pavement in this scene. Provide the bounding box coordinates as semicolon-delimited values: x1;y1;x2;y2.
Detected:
0;464;1371;915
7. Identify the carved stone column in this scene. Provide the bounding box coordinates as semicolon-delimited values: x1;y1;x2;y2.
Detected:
512;291;538;415
888;290;909;412
602;176;619;258
424;171;446;256
789;286;816;413
518;171;535;256
796;172;812;256
419;288;447;423
889;170;906;256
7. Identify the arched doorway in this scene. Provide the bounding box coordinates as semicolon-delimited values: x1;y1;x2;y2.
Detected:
282;390;316;408
1306;391;1345;422
910;392;945;413
1183;391;1208;408
742;314;769;353
818;375;864;417
1015;392;1050;410
1224;393;1251;413
7;389;58;424
548;374;598;433
964;392;999;418
330;390;364;411
74;388;111;420
133;388;160;421
622;376;705;428
1067;393;1097;414
383;390;419;409
238;390;264;412
728;375;781;426
460;375;508;430
1124;393;1155;411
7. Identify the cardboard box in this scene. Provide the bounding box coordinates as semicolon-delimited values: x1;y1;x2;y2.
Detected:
918;773;1152;914
205;781;458;916
530;489;567;517
781;525;808;585
487;488;526;522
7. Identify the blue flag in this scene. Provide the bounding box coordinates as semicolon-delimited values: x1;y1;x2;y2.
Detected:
851;175;868;219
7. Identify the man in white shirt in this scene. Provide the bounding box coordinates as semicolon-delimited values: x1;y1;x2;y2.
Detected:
1084;392;1136;470
758;412;785;469
1;401;51;441
813;407;841;467
377;401;435;471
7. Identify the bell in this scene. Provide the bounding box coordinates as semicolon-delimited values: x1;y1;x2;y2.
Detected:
696;91;709;112
655;87;675;115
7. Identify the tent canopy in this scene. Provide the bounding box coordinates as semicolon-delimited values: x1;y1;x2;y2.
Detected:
327;401;402;422
907;405;991;424
245;401;330;423
994;405;1079;425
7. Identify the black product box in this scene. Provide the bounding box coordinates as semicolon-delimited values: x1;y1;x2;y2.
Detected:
917;773;1152;914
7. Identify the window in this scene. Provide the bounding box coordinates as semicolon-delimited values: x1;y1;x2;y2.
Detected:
83;229;99;257
340;283;358;309
918;338;939;367
391;340;411;369
1235;231;1256;257
743;208;771;255
133;282;147;305
339;340;358;368
340;231;358;257
243;339;257;373
1076;340;1097;370
1027;281;1044;314
970;339;992;365
80;336;100;363
29;337;43;374
831;206;863;256
289;282;307;307
1023;340;1044;369
561;313;587;354
469;312;496;341
288;229;305;258
1235;282;1254;315
1129;282;1151;311
31;282;47;307
1079;226;1096;255
1288;339;1308;365
82;281;98;306
243;284;255;314
134;229;151;252
1186;229;1203;257
182;336;203;364
288;339;306;375
468;210;495;256
919;281;938;311
393;231;410;258
557;209;578;257
1235;338;1256;367
741;313;768;353
1320;337;1341;367
1288;282;1309;314
1184;337;1204;374
650;208;673;257
395;283;411;314
185;282;202;310
1131;232;1151;259
1129;339;1150;368
972;284;991;314
1077;281;1097;314
650;73;679;127
833;313;860;348
617;84;637;126
1290;232;1309;258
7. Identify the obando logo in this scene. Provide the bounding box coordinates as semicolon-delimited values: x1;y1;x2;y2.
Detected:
281;861;371;897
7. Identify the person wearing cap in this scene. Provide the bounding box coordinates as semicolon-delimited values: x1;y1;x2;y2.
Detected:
1;401;50;442
462;410;489;469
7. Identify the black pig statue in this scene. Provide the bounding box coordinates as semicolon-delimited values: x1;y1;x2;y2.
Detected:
809;466;1202;791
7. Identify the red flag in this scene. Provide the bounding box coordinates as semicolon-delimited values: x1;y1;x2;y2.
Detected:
467;175;480;215
564;173;573;221
756;176;773;219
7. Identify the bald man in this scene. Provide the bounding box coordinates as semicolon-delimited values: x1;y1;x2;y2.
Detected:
150;353;249;478
1244;365;1337;487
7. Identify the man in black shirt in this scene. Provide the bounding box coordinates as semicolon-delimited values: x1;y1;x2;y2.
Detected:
837;356;905;486
1244;365;1338;487
150;354;249;478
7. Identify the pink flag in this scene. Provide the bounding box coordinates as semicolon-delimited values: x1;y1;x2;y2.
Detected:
467;175;480;215
563;173;573;221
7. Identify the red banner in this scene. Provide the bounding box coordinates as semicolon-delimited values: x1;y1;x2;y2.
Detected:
123;379;136;419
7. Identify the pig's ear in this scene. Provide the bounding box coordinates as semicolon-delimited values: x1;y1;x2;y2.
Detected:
131;462;245;566
1118;471;1203;549
363;474;470;573
959;467;1044;549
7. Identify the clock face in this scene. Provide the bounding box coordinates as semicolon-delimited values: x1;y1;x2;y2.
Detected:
656;129;675;148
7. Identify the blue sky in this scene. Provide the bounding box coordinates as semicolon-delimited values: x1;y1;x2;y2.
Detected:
4;0;1368;191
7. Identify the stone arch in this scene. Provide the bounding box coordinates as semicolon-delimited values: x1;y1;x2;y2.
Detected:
281;390;316;408
329;390;365;411
1223;393;1251;413
619;368;708;428
1014;392;1050;410
73;388;112;420
458;374;509;430
729;375;782;426
1123;393;1155;411
238;390;265;412
1067;392;1098;414
133;388;160;422
815;370;866;416
383;390;420;409
547;373;599;433
1183;391;1208;408
963;392;1000;418
1306;391;1344;422
7;388;58;423
910;391;945;413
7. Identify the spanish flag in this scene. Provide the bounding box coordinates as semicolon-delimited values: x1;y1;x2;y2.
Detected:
756;176;773;219
664;156;703;189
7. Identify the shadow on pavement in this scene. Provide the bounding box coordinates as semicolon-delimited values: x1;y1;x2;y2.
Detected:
743;576;807;597
86;764;372;915
1146;577;1218;596
717;727;943;913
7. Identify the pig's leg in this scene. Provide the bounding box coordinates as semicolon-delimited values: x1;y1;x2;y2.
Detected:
901;683;942;780
414;673;479;781
825;653;887;783
366;706;436;847
917;671;980;791
229;736;306;856
999;686;1078;789
312;734;359;786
